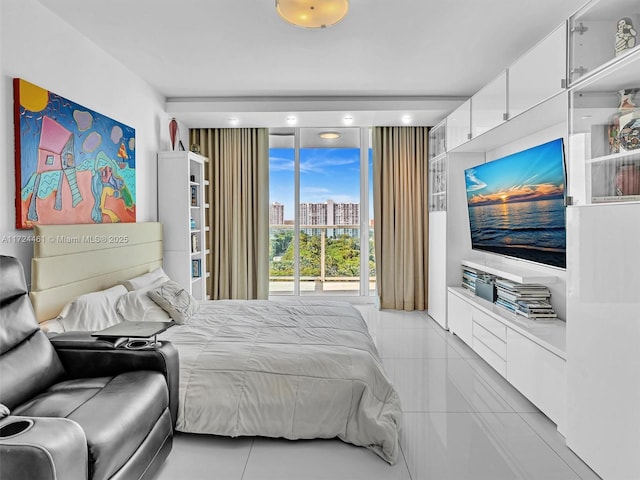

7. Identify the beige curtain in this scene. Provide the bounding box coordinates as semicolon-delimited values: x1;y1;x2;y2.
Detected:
373;127;429;311
189;128;269;300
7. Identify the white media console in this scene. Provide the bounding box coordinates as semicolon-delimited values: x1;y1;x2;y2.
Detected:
448;259;567;433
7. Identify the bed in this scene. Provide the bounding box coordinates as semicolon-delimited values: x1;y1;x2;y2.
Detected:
30;222;402;464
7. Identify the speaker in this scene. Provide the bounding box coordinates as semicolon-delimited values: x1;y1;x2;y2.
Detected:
475;276;496;302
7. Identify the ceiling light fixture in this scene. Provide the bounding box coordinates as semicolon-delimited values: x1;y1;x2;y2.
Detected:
228;117;239;126
276;0;349;29
342;115;353;125
286;115;298;125
319;131;340;139
401;115;413;125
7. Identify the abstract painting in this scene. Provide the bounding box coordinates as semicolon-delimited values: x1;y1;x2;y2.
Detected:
13;78;136;229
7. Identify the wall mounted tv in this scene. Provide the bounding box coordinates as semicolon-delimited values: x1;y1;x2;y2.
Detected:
464;138;566;269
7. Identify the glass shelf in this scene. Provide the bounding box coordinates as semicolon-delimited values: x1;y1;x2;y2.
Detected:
429;121;448;212
569;50;640;205
569;0;640;86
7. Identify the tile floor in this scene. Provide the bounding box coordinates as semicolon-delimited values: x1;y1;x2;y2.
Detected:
156;305;601;480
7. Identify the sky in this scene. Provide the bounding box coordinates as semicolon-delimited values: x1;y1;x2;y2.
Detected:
464;138;566;206
269;147;373;221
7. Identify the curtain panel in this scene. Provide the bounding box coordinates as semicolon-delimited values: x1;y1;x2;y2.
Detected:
189;128;269;300
373;126;429;311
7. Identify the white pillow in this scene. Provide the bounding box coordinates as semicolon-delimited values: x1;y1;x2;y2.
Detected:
147;280;199;324
121;267;169;292
56;284;127;332
116;280;172;322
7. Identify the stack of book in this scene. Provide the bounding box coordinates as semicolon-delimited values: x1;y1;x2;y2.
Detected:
461;266;477;293
516;300;557;319
495;279;557;319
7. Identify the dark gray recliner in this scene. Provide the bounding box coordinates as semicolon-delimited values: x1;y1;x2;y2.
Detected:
0;255;179;480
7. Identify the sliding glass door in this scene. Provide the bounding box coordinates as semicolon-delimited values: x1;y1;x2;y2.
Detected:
269;127;374;297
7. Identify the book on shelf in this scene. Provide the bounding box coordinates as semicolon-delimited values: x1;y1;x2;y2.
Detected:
462;280;476;292
516;300;554;310
495;279;548;292
191;234;198;253
190;185;198;206
462;271;477;282
496;289;550;304
461;266;478;292
496;298;517;312
494;278;519;290
192;259;201;278
515;309;558;319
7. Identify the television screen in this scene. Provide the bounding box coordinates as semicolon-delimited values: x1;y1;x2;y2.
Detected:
464;138;566;269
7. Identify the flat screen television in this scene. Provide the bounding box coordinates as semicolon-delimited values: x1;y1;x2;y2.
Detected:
464;138;566;269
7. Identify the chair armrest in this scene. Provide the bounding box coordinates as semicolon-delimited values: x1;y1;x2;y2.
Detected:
50;332;179;428
48;331;127;349
0;416;88;480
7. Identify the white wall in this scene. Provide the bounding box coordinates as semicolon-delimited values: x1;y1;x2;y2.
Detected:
0;0;175;285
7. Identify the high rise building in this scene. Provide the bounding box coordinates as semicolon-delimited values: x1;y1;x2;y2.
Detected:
299;202;328;226
269;202;284;225
330;200;359;226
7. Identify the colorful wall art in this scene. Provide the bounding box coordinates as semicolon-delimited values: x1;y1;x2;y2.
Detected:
13;78;136;229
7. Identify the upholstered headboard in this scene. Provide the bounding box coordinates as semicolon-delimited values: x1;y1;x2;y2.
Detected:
30;222;163;322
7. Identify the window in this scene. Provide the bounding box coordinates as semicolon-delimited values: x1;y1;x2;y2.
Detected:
269;127;374;297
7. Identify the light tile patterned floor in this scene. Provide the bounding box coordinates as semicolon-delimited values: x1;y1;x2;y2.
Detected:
156;305;601;480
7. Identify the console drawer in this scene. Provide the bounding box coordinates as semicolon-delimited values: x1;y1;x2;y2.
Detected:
473;322;507;359
472;309;507;341
472;335;507;377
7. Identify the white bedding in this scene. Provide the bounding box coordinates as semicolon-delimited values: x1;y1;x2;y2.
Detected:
157;299;402;464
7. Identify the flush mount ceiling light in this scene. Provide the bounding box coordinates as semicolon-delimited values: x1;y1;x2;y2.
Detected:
276;0;349;29
319;131;341;139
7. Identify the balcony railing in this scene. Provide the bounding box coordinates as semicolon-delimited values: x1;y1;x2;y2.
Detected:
269;224;375;295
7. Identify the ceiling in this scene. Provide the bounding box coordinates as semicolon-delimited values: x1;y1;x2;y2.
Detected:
36;0;588;128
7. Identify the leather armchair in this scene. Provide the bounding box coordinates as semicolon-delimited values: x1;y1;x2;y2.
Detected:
0;256;179;480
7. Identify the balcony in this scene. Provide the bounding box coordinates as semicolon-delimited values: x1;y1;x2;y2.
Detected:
269;224;375;296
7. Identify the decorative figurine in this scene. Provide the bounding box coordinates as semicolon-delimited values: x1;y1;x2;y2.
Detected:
608;88;639;154
615;17;637;57
169;117;180;151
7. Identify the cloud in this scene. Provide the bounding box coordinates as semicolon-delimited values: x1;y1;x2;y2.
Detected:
468;183;564;205
465;169;487;192
269;155;294;172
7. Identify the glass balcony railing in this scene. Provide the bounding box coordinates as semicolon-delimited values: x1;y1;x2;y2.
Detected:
269;224;376;296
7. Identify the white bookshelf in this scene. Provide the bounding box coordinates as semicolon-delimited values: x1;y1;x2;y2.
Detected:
157;151;208;301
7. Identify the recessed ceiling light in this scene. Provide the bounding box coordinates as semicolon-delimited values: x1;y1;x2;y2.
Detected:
401;115;413;125
319;131;341;139
228;117;239;126
286;115;297;125
343;115;353;125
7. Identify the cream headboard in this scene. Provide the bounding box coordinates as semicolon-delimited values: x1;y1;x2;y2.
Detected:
30;222;163;322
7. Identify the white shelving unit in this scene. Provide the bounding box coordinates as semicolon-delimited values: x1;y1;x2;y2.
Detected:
461;259;558;285
436;16;571;438
157;151;209;301
448;257;567;433
433;0;640;476
427;121;481;329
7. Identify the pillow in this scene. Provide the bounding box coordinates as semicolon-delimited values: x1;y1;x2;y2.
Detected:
56;284;127;332
147;280;199;324
116;280;172;322
122;267;169;292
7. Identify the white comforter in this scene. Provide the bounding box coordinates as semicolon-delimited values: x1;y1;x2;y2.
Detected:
158;300;402;464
